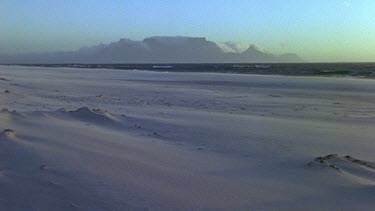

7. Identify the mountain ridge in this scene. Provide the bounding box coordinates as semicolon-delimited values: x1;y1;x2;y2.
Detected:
0;36;303;64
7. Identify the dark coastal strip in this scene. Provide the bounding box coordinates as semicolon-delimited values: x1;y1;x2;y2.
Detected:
3;63;375;78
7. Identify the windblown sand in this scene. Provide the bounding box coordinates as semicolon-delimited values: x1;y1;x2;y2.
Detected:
0;65;374;210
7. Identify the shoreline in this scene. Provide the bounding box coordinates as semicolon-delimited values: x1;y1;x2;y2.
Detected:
2;63;375;79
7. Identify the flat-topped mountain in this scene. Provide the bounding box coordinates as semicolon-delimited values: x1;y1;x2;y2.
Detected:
0;36;302;64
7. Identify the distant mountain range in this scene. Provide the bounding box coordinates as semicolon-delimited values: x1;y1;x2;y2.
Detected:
0;36;303;64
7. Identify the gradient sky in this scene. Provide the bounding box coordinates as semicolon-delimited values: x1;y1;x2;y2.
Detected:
1;0;375;62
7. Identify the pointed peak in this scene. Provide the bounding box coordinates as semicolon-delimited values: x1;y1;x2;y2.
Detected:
242;44;264;55
247;44;260;51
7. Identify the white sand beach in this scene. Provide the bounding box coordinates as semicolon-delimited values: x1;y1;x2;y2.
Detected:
0;65;374;210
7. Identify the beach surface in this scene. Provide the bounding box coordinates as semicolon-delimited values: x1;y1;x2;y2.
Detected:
0;65;374;210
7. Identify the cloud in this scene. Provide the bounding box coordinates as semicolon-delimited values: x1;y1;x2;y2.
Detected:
217;42;248;53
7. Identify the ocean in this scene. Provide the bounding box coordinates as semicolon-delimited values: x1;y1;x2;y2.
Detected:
14;63;375;78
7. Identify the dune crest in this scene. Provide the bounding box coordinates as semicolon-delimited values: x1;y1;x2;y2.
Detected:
58;107;120;123
308;154;375;185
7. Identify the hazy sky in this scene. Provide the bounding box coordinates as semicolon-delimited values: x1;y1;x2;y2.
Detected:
1;0;375;62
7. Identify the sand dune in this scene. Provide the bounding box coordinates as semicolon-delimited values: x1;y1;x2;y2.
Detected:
309;154;375;185
0;65;374;210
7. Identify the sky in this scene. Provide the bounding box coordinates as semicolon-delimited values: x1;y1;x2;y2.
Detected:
1;0;375;62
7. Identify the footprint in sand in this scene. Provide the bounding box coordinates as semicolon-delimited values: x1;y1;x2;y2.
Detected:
40;164;48;170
